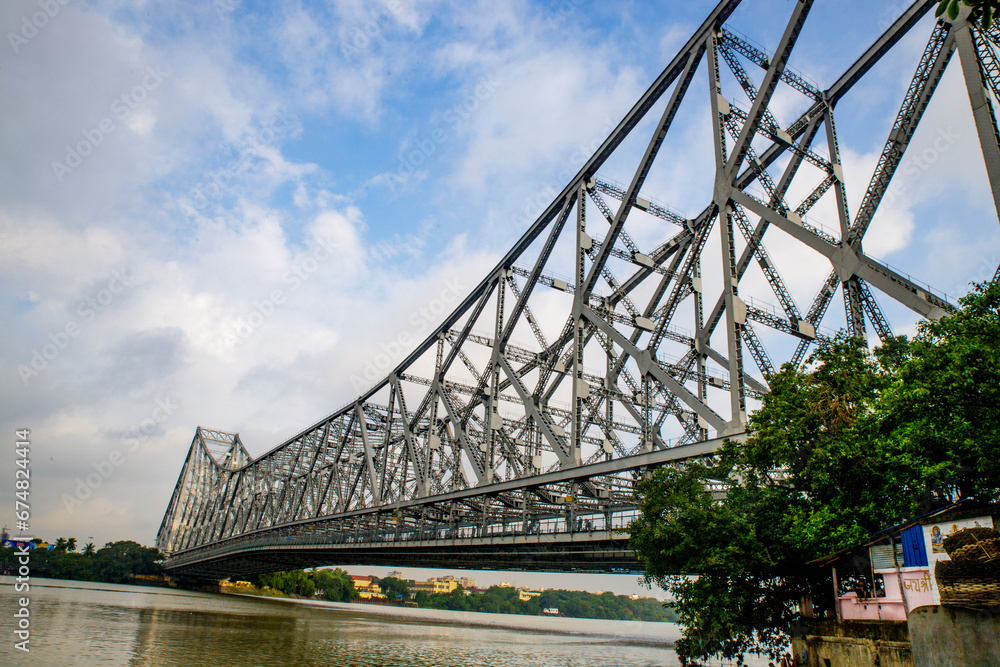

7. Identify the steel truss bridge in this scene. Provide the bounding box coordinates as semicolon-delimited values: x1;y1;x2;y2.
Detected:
158;0;1000;579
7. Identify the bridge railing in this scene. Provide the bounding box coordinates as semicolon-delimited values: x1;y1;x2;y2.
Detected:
164;506;641;569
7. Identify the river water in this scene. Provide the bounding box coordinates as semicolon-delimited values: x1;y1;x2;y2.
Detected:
0;576;770;666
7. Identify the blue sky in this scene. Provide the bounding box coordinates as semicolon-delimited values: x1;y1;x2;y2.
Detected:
1;0;998;593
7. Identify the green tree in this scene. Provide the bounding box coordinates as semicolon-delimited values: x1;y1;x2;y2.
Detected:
254;569;319;597
93;541;163;583
375;576;410;600
629;282;1000;663
82;542;96;557
67;537;77;552
308;568;356;602
629;340;889;660
405;583;677;622
872;281;1000;506
937;0;1000;28
326;568;356;601
54;537;68;552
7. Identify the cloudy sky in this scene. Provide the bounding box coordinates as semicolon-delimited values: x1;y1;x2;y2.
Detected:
2;0;998;593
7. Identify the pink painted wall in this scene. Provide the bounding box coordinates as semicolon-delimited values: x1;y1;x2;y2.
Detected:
837;566;935;620
838;591;908;621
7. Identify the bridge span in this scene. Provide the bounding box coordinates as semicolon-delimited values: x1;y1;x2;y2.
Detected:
158;0;1000;579
159;429;735;578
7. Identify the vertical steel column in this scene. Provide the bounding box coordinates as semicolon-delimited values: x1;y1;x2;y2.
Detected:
692;259;708;442
823;110;866;340
955;13;1000;225
709;34;747;430
571;185;587;466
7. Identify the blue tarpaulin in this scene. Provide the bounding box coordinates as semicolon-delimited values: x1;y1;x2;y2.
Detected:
901;524;928;567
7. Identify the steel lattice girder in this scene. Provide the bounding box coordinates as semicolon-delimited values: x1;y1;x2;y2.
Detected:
158;0;1000;578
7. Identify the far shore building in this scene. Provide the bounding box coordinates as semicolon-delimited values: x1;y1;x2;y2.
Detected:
350;575;385;600
409;575;477;595
410;578;459;594
433;575;477;588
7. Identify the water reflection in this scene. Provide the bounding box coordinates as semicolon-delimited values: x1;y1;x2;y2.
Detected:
0;577;765;666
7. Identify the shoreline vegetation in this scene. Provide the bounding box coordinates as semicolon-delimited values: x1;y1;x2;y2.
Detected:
233;569;679;623
0;541;677;624
1;539;162;584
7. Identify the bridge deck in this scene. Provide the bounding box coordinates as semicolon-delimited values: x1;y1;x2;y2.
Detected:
164;529;639;578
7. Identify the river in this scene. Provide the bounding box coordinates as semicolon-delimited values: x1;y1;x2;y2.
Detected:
0;576;771;666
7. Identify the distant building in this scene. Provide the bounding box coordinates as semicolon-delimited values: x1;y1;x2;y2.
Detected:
409;575;477;595
542;608;560;616
350;575;385;599
441;575;477;589
430;575;476;588
518;590;541;602
411;578;458;594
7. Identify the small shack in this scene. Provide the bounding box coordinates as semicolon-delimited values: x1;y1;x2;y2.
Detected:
793;501;999;667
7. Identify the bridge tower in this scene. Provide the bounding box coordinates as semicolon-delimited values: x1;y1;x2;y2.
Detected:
158;0;1000;578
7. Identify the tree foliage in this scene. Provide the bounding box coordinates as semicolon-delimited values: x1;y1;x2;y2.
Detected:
413;585;678;622
873;282;1000;504
629;282;1000;663
255;569;316;598
249;567;355;602
0;539;164;583
937;0;1000;28
374;576;410;600
311;567;357;602
91;541;164;583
